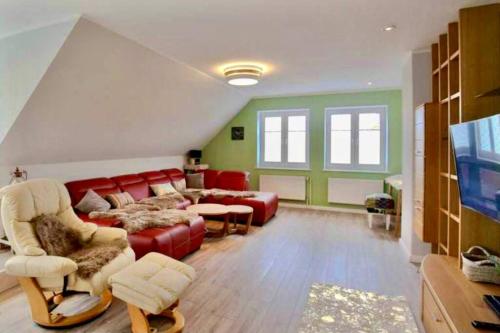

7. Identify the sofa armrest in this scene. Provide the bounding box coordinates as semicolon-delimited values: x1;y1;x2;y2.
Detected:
5;255;77;278
91;227;128;244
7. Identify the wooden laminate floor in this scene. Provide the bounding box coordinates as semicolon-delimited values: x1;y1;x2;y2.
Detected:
0;208;422;333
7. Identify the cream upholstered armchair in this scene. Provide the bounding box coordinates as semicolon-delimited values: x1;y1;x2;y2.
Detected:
1;178;135;327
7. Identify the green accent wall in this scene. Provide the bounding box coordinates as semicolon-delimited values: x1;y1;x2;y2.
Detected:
202;90;402;208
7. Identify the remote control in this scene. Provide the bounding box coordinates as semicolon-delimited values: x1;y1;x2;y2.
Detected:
484;295;500;318
471;320;500;331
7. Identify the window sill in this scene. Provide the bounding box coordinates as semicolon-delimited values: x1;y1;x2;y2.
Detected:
256;166;311;171
322;168;391;174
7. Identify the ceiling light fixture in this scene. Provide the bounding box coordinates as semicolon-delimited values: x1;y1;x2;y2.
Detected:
368;81;373;86
383;25;396;32
224;64;263;86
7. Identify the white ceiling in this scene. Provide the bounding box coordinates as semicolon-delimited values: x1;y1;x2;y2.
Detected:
0;0;497;97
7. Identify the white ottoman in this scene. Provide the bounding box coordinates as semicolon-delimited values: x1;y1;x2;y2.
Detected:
109;252;196;333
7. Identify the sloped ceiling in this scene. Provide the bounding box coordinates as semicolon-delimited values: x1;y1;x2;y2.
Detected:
0;0;498;96
0;18;248;165
0;18;77;144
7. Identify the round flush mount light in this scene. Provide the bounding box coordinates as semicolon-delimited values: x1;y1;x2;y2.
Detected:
383;25;396;32
224;64;263;86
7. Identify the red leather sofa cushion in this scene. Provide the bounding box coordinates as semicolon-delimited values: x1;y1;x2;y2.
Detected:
188;216;205;252
126;216;204;260
66;178;121;206
216;170;250;191
138;171;171;185
137;171;172;196
138;170;190;209
162;168;185;182
201;169;220;189
111;174;149;201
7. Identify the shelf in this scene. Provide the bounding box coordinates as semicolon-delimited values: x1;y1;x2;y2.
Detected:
439;243;449;254
440;172;449;178
433;68;440;75
440;60;449;69
476;86;500;98
450;213;460;223
450;174;458;180
440;97;450;104
440;208;449;215
450;50;460;60
450;92;461;100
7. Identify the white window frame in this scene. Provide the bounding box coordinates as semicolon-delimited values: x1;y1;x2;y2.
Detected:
324;105;388;172
257;109;310;170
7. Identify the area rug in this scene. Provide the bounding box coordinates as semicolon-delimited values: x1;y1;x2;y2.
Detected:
298;284;418;333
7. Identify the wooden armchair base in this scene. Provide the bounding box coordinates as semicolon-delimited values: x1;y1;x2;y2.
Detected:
127;300;185;333
18;277;112;328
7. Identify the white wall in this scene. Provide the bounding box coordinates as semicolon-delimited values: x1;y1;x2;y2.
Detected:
0;155;184;186
400;50;432;262
0;18;77;144
0;18;248;166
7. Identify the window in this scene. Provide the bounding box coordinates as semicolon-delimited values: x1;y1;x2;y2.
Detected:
325;105;388;172
258;109;310;169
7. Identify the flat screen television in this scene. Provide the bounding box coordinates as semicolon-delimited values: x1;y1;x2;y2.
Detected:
450;114;500;222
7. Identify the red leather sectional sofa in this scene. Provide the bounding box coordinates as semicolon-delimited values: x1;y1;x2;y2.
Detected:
65;168;278;260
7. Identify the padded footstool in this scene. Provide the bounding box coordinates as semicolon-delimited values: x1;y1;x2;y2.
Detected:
365;193;395;230
109;252;196;333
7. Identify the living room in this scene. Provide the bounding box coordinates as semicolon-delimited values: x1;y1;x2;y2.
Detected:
0;1;499;333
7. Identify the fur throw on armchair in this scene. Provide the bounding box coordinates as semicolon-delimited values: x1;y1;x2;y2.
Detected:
32;215;128;279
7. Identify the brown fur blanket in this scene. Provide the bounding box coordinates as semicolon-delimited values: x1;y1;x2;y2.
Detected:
138;192;186;209
182;188;256;199
68;239;128;279
32;215;128;279
89;208;199;234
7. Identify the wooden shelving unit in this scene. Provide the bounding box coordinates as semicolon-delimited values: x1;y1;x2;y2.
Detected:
426;4;500;263
421;6;500;333
432;22;461;258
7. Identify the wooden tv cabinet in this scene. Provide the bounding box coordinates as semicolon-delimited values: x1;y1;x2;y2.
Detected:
421;255;500;333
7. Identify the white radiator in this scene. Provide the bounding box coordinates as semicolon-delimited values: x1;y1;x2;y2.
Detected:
259;175;309;201
328;178;383;205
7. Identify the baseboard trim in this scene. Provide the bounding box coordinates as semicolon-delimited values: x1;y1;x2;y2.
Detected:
279;202;367;215
408;255;424;264
398;239;425;264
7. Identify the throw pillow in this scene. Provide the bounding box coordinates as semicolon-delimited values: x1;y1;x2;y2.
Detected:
150;182;178;196
75;189;111;213
173;178;187;191
32;214;82;257
186;173;204;189
106;192;135;209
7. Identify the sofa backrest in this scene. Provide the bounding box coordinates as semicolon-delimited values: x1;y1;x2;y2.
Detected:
137;171;172;196
64;168;252;207
65;177;121;206
216;170;250;191
161;168;185;182
201;169;220;189
110;174;149;201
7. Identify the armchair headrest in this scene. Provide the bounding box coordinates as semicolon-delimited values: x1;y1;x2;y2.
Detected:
1;179;71;223
1;178;88;255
